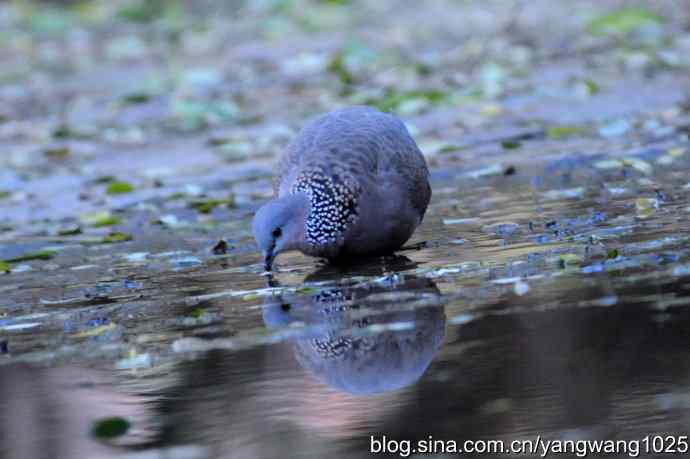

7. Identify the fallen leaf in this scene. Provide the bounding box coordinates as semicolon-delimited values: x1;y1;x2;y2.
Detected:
44;146;70;158
106;181;134;195
190;197;235;214
4;250;57;263
102;232;133;243
91;417;130;439
588;8;664;36
546;125;583;139
80;211;122;227
74;323;117;338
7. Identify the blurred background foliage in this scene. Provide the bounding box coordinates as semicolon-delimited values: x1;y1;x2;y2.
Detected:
0;0;689;145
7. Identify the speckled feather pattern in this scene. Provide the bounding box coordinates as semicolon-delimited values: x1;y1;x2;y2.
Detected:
307;288;375;359
274;106;431;256
291;168;360;245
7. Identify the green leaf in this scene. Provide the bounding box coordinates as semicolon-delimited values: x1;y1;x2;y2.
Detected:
81;211;122;227
188;308;207;319
75;323;117;338
635;197;659;219
368;89;449;112
52;125;72;139
44;146;70;158
328;52;355;86
91;417;130;439
4;250;57;263
93;176;117;184
501;140;521;150
190;197;235;214
117;0;168;23
587;8;664;36
57;225;82;236
95;215;122;227
415;62;432;76
120;92;151;104
584;79;600;95
546;125;583;139
0;261;11;273
106;181;134;195
439;144;465;154
102;232;133;243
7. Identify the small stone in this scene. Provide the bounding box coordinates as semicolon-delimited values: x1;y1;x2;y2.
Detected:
443;217;480;225
12;264;32;273
115;353;152;370
514;281;529;296
158;214;182;227
172;256;202;269
543;187;585;200
599;119;631;137
449;313;474;325
212;239;229;255
465;164;505;178
484;222;520;237
123;252;149;262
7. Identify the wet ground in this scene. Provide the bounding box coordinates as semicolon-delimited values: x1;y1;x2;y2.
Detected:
2;1;690;458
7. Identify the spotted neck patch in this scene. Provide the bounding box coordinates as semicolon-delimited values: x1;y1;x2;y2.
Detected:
291;169;359;246
310;313;375;359
301;289;375;359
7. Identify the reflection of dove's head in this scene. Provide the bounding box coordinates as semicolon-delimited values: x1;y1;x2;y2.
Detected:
263;276;445;395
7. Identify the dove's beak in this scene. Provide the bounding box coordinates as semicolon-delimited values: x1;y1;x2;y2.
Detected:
263;249;275;272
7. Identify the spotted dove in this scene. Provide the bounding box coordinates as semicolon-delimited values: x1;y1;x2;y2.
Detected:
253;106;431;270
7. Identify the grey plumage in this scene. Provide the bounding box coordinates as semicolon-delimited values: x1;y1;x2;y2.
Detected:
253;106;431;270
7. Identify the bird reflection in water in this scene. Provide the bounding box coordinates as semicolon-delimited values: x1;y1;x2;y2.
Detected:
263;258;446;395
